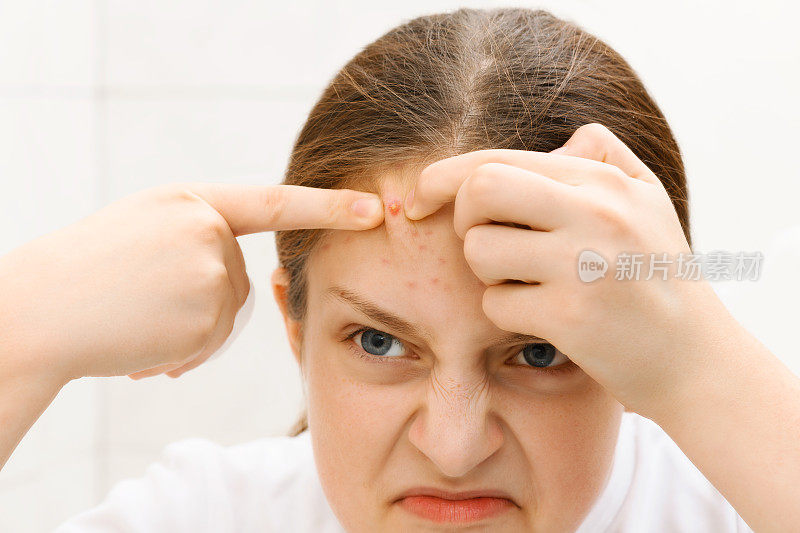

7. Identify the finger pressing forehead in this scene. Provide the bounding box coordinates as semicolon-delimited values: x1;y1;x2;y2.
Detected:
404;150;578;219
405;148;644;221
188;182;385;236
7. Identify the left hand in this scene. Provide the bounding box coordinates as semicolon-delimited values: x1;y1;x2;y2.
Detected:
404;123;735;417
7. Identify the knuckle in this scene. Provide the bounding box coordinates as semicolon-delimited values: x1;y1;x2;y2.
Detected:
600;163;634;192
184;312;217;357
462;226;484;264
573;123;610;151
195;211;230;246
578;122;611;138
466;163;502;199
595;204;629;236
325;192;346;225
191;317;217;354
481;286;502;321
206;298;225;332
417;163;437;187
258;185;289;228
201;261;232;297
160;182;199;203
194;280;230;346
415;169;445;208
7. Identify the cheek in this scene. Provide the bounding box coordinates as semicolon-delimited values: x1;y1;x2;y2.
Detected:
502;380;622;528
305;353;413;488
305;343;414;439
307;367;411;443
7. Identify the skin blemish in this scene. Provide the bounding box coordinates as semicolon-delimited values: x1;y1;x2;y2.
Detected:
437;256;446;265
380;257;390;265
406;280;417;289
431;277;439;284
424;230;433;236
418;244;427;250
385;196;402;216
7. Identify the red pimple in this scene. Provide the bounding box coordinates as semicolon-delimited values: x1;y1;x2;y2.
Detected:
386;197;402;215
380;257;390;265
406;280;417;289
424;230;433;236
418;244;427;250
431;277;439;284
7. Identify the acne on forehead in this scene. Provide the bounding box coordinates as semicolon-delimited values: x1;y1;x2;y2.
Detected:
384;195;402;216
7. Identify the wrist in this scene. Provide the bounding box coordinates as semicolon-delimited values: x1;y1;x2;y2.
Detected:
641;313;762;431
0;301;75;390
634;284;748;426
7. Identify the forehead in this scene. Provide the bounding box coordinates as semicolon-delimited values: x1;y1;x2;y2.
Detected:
305;177;488;329
311;179;467;280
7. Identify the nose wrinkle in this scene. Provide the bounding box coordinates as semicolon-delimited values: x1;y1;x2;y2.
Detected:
418;368;498;476
428;366;494;434
431;367;491;412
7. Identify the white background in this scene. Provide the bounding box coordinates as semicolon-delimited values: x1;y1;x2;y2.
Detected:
0;1;798;530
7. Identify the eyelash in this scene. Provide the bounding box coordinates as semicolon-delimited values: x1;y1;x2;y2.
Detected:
343;326;578;377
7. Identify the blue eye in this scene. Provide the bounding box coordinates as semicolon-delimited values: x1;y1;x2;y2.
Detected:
351;328;406;358
345;327;575;375
512;343;570;368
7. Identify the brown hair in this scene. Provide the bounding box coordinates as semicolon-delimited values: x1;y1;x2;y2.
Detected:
276;7;690;437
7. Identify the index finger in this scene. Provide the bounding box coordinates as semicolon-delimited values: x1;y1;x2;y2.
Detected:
183;183;385;236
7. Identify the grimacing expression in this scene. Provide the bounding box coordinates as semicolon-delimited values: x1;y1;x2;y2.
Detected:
275;178;624;532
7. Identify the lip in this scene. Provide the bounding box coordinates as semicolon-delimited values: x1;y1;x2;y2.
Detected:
394;487;518;524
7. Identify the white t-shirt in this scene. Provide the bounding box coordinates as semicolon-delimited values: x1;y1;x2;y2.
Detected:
54;412;753;532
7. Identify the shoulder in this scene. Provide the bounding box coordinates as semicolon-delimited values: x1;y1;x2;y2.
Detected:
55;431;342;533
610;412;752;532
166;430;317;492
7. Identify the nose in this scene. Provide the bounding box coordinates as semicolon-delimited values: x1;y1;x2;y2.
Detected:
408;366;504;478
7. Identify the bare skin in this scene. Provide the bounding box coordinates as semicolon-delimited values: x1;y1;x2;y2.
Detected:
0;182;385;470
272;189;623;531
0;123;797;531
399;123;800;532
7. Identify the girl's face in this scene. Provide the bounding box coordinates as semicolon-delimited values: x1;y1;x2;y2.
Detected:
274;178;624;532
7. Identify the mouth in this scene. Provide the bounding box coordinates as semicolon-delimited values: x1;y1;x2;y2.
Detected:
393;487;518;524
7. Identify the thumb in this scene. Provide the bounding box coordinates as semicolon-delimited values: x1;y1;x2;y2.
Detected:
183;183;385;236
549;123;660;185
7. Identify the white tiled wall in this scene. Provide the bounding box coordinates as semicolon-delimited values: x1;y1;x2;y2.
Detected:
1;1;798;531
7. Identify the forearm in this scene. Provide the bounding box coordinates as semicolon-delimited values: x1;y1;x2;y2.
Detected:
0;356;68;471
0;254;72;472
647;316;800;532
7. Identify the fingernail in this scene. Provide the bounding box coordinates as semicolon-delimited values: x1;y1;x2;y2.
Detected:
351;197;381;219
404;187;415;215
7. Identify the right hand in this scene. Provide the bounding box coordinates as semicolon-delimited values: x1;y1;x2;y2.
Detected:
0;182;384;382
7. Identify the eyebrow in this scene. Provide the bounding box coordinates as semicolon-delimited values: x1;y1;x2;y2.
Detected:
325;285;546;346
